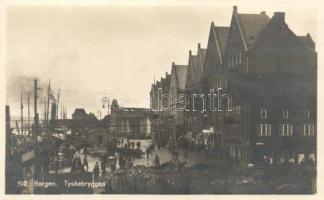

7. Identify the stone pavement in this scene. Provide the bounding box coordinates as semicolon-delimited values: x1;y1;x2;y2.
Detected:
133;144;218;167
52;139;219;174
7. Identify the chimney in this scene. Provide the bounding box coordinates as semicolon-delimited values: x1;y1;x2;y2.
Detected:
172;62;175;66
273;12;285;23
260;11;266;15
233;6;237;13
198;43;201;50
189;50;192;56
165;72;168;77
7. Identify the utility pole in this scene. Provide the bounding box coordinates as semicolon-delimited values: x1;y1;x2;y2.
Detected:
107;98;110;115
44;96;47;128
16;120;20;135
56;89;60;119
46;79;51;128
33;79;40;193
34;79;39;140
60;103;63;119
28;91;30;135
20;91;24;135
65;105;67;119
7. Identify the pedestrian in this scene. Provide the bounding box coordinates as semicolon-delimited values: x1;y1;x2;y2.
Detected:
83;147;88;156
93;162;100;181
101;156;107;175
54;155;59;174
146;148;150;159
128;157;134;168
71;156;77;173
152;143;155;152
110;157;117;172
83;155;89;171
119;155;125;169
154;154;160;167
77;156;84;171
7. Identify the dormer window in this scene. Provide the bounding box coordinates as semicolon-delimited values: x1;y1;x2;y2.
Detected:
283;110;289;119
261;109;267;119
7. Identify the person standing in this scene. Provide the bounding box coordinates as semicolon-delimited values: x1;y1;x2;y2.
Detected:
83;147;88;156
154;154;160;167
93;162;100;181
146;147;150;159
119;155;125;169
71;155;77;173
83;155;89;171
79;156;85;171
101;156;107;175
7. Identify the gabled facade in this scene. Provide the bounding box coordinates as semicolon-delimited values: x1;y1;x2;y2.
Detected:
149;6;316;167
150;72;172;146
170;63;187;141
201;23;230;155
184;44;207;142
222;6;316;165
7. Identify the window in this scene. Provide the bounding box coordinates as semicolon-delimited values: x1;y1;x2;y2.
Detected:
280;124;293;136
303;124;314;136
261;109;267;119
239;53;242;64
218;79;223;89
235;105;241;116
257;124;271;136
228;60;230;69
283;110;289;119
235;55;238;65
304;109;310;119
231;57;234;67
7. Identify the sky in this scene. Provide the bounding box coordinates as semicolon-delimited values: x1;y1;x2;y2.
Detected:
6;4;318;118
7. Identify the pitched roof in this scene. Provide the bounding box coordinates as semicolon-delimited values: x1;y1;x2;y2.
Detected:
298;34;315;51
237;13;270;49
250;14;310;57
73;108;87;115
198;48;207;71
212;26;230;57
173;64;187;91
191;55;200;75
